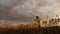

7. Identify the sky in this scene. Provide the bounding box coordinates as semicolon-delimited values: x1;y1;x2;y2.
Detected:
0;0;60;25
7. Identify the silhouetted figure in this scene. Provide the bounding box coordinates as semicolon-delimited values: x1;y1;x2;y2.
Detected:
34;16;40;27
34;16;41;32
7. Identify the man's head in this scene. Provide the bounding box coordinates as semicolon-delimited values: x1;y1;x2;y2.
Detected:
36;16;39;19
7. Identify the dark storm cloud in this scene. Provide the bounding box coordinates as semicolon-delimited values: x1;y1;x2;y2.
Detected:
0;0;34;22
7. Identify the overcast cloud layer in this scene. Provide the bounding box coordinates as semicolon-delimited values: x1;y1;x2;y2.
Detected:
0;0;60;23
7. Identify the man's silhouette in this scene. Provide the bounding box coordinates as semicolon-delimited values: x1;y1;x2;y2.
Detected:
36;16;40;27
34;16;41;32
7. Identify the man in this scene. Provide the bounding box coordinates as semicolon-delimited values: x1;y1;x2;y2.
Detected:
35;16;40;27
34;16;41;32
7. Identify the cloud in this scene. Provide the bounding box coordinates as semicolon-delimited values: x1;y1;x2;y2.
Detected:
0;0;60;22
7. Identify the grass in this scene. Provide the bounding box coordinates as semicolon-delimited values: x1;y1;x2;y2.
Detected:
0;26;60;34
